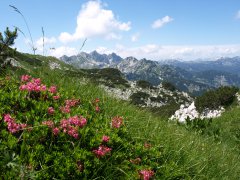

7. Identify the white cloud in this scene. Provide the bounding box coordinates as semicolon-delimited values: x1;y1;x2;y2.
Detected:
49;46;78;58
236;10;240;19
131;33;140;42
104;44;240;61
36;37;57;47
152;16;174;29
105;33;122;40
59;1;131;43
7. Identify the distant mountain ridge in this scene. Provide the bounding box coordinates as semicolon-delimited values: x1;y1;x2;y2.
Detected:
60;51;240;95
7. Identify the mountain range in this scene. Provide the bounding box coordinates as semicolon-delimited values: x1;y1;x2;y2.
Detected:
60;51;240;96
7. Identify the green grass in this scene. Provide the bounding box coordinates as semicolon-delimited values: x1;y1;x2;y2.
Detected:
1;53;240;179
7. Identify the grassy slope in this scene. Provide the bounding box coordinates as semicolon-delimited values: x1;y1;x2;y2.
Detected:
1;53;240;179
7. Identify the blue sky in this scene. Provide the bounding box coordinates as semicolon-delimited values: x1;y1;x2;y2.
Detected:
1;0;240;60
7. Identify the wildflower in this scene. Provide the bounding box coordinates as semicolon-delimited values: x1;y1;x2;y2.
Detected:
4;114;12;123
52;127;60;136
92;145;112;158
49;86;57;94
95;98;100;103
60;105;71;114
111;116;123;128
53;95;60;100
67;126;79;139
102;135;110;143
40;85;47;91
42;120;54;128
3;114;25;133
79;117;87;127
95;106;100;112
65;99;80;107
139;170;154;180
48;107;55;115
21;75;31;82
32;78;41;85
19;84;27;91
60;119;70;129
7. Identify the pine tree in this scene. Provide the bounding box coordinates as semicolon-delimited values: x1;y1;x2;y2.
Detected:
0;27;18;63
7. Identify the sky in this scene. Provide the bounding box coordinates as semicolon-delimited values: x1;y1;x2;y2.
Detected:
1;0;240;61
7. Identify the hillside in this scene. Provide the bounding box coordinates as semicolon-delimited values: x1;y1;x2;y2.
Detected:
1;51;240;179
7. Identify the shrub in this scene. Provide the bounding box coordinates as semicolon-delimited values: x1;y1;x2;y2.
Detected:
136;80;153;89
161;81;176;91
130;92;150;105
195;86;238;112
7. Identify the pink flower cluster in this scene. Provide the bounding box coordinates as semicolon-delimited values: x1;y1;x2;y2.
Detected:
65;99;80;107
4;114;27;133
48;86;57;94
21;75;31;82
42;116;87;138
42;120;54;128
60;116;87;139
92;145;112;158
102;135;110;143
42;120;60;136
139;170;154;180
111;116;123;128
53;95;60;100
60;99;80;114
48;107;55;115
94;98;101;113
19;75;58;93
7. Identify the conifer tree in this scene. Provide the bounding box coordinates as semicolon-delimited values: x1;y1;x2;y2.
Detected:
0;27;18;63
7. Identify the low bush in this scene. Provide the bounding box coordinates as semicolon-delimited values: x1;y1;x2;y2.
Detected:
161;81;176;91
195;86;238;112
136;80;153;89
130;92;150;106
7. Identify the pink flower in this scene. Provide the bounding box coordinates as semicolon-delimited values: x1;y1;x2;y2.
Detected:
48;107;55;115
32;78;41;85
139;170;154;180
42;120;54;128
79;117;87;127
53;95;60;100
95;98;100;103
111;116;123;129
65;99;80;107
67;116;87;128
21;75;31;82
19;84;27;91
4;114;12;123
52;127;60;136
102;135;110;143
67;126;79;139
40;85;47;91
95;106;100;112
92;145;112;158
102;135;110;142
60;105;71;114
49;86;57;94
3;114;24;133
60;119;70;129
